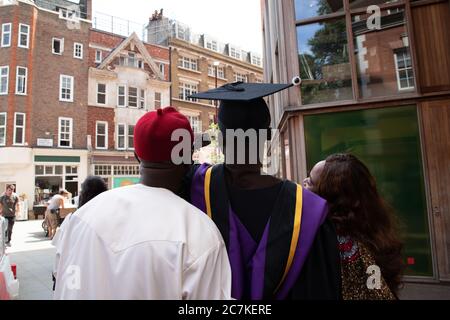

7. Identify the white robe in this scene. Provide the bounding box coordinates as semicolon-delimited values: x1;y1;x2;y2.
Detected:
53;184;232;300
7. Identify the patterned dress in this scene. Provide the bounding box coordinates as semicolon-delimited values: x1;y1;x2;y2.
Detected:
338;235;397;300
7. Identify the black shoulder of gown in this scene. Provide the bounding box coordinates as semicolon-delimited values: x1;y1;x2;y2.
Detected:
288;217;342;300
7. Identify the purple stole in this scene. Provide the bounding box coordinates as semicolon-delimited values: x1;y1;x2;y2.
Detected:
191;163;328;300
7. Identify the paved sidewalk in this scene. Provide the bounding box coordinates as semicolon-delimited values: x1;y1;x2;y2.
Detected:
5;219;55;300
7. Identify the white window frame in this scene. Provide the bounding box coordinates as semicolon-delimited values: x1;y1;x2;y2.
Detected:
0;112;6;146
251;53;262;66
58;117;73;148
208;65;225;79
159;63;165;77
217;67;225;79
127;124;135;150
95;121;108;150
178;82;198;102
15;66;27;95
128;87;138;108
13;112;25;146
208;65;214;77
18;23;30;49
139;89;145;109
178;56;198;71
59;75;74;102
186;114;201;134
0;66;9;95
1;23;12;48
230;46;241;60
95;50;102;63
97;83;106;105
127;52;137;68
394;50;415;91
52;38;64;55
154;92;161;109
206;40;218;52
117;85;127;107
73;42;83;59
234;72;247;83
116;123;126;150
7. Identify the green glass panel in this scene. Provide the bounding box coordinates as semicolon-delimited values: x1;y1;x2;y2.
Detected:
304;105;432;276
34;156;80;163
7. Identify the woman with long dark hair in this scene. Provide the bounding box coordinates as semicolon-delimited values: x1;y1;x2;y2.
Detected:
307;153;404;299
78;176;108;208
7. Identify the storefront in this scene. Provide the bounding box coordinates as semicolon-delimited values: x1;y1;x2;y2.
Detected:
34;162;80;204
92;163;140;189
87;151;140;190
33;151;88;208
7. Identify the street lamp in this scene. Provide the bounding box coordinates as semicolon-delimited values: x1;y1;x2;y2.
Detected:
213;61;220;122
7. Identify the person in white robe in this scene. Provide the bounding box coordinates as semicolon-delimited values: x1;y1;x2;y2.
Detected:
53;107;231;300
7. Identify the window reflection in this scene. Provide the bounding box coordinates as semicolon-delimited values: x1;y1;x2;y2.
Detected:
349;0;400;10
297;19;353;105
352;8;415;98
294;0;344;21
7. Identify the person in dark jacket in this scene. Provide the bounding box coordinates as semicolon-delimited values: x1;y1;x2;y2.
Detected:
0;185;19;246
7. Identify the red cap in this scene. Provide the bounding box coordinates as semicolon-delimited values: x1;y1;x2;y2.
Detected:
134;107;194;163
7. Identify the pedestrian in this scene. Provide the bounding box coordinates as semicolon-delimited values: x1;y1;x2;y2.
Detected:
78;176;108;208
0;185;19;246
45;190;68;240
307;153;404;299
53;107;231;300
187;83;341;300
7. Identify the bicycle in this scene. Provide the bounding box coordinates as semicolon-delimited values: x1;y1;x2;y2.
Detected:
42;209;63;238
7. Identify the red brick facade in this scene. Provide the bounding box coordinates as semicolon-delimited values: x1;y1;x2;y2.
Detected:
87;105;115;151
0;1;91;149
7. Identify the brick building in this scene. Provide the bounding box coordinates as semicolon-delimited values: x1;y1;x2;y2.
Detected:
146;10;263;133
87;29;170;188
0;0;92;207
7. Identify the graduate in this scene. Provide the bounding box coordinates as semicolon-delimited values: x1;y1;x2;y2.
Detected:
53;107;231;300
187;82;341;300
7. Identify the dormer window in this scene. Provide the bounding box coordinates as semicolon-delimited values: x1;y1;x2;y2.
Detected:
229;46;241;60
58;7;79;20
118;52;144;69
206;40;218;52
251;54;262;66
127;52;136;67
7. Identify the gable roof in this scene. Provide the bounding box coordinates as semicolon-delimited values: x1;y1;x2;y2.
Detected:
98;32;164;80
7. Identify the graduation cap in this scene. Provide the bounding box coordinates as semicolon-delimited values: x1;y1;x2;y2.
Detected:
189;81;294;101
189;79;300;130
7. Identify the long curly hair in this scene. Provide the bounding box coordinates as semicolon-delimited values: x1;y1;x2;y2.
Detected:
78;176;108;208
315;153;404;294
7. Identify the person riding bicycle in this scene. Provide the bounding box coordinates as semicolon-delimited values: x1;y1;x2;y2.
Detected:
45;190;68;239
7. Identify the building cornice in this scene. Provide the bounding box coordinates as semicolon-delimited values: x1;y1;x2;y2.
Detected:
89;67;117;80
169;38;263;74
